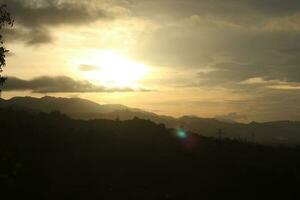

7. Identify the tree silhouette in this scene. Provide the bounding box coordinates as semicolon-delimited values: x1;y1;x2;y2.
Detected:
1;108;300;199
0;4;13;92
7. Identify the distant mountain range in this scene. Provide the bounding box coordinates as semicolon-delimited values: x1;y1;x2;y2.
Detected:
1;96;300;145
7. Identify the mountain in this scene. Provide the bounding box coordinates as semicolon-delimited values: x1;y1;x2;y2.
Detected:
0;96;178;126
178;116;300;145
0;96;128;114
1;96;300;145
1;108;300;199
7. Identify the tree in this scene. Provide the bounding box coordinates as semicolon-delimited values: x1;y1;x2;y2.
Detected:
0;4;13;91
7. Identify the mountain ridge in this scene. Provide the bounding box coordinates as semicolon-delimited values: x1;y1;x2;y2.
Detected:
1;96;300;145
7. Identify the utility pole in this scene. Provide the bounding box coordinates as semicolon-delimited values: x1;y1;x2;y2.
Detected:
216;128;225;151
251;131;255;143
217;128;224;140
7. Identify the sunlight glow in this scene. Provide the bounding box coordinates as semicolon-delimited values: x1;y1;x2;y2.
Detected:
76;51;150;89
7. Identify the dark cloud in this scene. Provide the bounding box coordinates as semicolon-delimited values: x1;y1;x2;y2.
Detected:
241;0;300;15
195;60;300;91
129;0;300;89
2;0;111;45
2;76;145;93
239;90;300;121
26;28;53;45
198;62;261;83
3;0;108;28
280;46;300;55
79;64;98;71
2;27;53;45
130;0;300;22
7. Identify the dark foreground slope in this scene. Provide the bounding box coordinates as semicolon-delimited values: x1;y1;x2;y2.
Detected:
1;109;300;200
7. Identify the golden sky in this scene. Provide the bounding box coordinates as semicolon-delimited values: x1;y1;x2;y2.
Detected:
2;0;300;122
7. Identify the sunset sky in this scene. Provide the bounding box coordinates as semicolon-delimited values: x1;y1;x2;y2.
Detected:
1;0;300;122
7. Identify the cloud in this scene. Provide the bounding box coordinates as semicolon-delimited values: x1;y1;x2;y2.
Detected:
1;0;300;121
6;51;15;57
128;0;300;33
2;0;114;45
240;77;273;85
4;0;108;28
242;91;300;122
3;26;54;45
267;85;300;90
2;76;149;93
240;77;300;90
128;0;300;88
198;62;261;83
79;64;99;71
26;28;53;45
193;61;300;91
216;112;248;123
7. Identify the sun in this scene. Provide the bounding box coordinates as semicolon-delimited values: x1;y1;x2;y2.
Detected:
76;51;150;88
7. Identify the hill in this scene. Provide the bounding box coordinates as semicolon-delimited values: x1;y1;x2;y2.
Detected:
0;108;300;199
178;116;300;145
1;96;300;145
0;96;128;114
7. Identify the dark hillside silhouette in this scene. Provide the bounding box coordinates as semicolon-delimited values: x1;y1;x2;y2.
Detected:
1;96;300;145
1;108;300;199
0;96;128;113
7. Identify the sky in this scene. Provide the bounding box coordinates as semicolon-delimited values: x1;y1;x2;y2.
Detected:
1;0;300;122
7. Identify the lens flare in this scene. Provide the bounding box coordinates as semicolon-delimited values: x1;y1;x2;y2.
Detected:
176;128;187;139
182;135;198;150
175;128;198;150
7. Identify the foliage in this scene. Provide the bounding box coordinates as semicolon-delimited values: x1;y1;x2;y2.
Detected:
0;108;300;199
0;4;13;88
